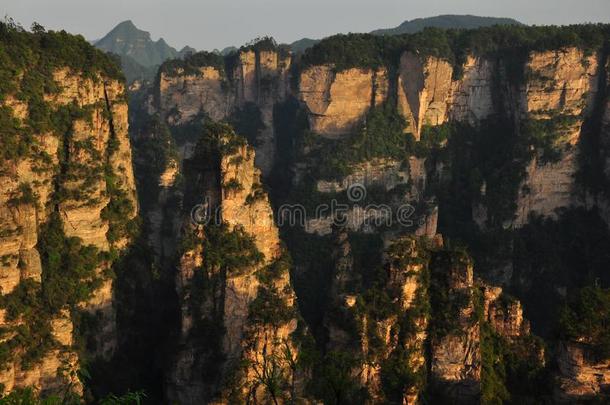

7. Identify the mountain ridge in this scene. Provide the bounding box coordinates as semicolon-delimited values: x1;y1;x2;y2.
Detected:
371;14;522;35
94;20;195;82
289;14;523;52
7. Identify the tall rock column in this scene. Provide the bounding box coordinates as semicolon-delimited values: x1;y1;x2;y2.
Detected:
168;124;308;404
0;61;137;395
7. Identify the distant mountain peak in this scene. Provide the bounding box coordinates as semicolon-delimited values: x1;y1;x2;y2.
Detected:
95;20;196;83
100;19;150;41
115;19;137;29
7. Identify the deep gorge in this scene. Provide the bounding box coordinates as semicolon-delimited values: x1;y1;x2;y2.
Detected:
0;20;609;404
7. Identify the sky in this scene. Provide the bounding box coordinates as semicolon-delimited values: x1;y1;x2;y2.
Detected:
3;0;610;51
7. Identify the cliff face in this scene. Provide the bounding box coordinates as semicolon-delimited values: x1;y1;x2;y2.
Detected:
303;157;434;237
449;56;495;124
556;342;610;402
167;126;306;404
298;48;606;228
157;48;291;176
139;28;610;403
521;48;599;118
159;66;232;124
316;232;540;404
298;66;388;137
297;52;492;141
318;234;430;404
514;48;601;225
0;65;136;395
397;53;454;139
429;251;481;402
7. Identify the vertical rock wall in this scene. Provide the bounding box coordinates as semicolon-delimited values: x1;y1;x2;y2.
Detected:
0;69;137;395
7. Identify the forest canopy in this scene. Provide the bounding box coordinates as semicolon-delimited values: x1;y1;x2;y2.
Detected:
298;24;610;73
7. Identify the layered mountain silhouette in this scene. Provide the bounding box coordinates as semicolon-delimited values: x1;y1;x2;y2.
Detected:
290;14;522;52
95;16;522;80
370;14;522;35
95;20;195;83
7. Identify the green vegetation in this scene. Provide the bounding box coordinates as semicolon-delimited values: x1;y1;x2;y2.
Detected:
174;223;264;390
0;387;146;404
513;208;610;335
480;323;510;404
38;213;103;312
521;114;579;164
380;238;431;401
300;33;412;72
7;183;38;207
0;212;105;370
101;165;138;245
480;322;548;404
101;127;138;245
239;36;289;56
56;137;106;206
0;279;55;370
0;19;123;167
200;223;263;278
309;350;363;405
300;24;610;78
371;15;522;36
0;105;29;161
228;102;265;147
159;51;225;77
0;19;123;94
0;19;139;397
249;253;296;327
431;115;542;277
559;286;610;360
351;99;411;161
414;124;451;158
302;100;415;181
309;236;433;403
187;120;247;163
428;249;474;339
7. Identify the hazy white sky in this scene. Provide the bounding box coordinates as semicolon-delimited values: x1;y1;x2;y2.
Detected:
3;0;609;51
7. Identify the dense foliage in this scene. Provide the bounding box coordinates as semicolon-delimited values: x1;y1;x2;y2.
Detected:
158;50;225;77
300;24;610;77
0;387;146;404
101;132;138;245
235;36;290;60
0;19;123;162
480;314;548;404
249;253;296;326
201;224;263;277
559;286;610;359
371;15;522;36
512;208;610;336
0;213;104;370
301;100;415;181
228;103;265;147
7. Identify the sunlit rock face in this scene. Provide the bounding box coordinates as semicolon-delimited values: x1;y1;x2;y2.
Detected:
299;66;388;137
0;66;137;395
167;132;306;405
157;48;291;177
